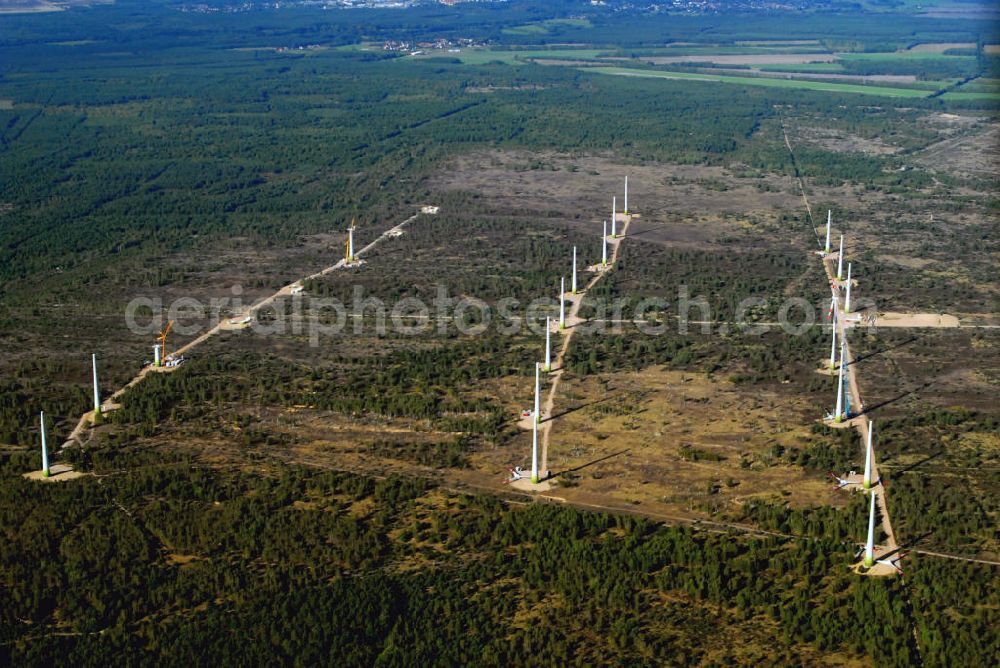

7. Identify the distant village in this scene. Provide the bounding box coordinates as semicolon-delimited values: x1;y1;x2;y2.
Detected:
382;37;486;54
175;0;829;15
176;1;494;14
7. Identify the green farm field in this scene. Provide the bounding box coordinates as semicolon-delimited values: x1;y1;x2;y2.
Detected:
425;48;609;65
940;90;1000;100
583;66;935;97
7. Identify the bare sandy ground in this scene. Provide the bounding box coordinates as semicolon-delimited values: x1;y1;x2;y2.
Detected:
517;413;540;431
907;42;975;53
430;151;806;253
852;550;903;578
627;54;838;65
792;124;900;155
875;312;960;328
912;123;1000;178
509;477;553;492
876;254;936;269
23;464;87;482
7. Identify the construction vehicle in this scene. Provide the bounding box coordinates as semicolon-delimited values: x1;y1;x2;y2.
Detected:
164;355;186;369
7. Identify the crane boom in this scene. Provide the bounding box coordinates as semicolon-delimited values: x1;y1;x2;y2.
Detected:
157;320;174;363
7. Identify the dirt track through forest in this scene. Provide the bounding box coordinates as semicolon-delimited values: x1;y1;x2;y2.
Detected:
60;211;426;451
783;123;899;557
540;215;632;475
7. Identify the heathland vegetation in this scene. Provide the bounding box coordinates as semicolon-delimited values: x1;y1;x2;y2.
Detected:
1;1;998;665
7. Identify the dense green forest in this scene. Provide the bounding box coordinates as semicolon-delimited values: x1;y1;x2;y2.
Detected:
5;448;994;666
1;0;994;50
109;342;512;448
1;1;995;295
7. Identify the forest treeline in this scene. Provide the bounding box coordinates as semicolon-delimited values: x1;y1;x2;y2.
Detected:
5;450;993;666
1;36;990;301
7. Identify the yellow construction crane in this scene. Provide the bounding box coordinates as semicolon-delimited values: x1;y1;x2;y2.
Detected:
156;320;174;367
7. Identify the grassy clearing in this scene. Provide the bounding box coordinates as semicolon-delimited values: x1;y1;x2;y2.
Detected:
48;39;101;46
502;24;547;36
583;67;933;98
952;77;1000;94
757;63;847;73
747;65;952;90
436;48;606;65
633;45;832;56
735;40;822;46
503;18;592;35
545;18;594;28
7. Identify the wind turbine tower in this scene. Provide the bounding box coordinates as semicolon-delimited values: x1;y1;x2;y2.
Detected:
844;263;853;314
346;219;356;263
559;277;566;330
544;317;552;372
611;197;617;238
92;353;101;417
835;341;845;422
837;235;845;280
864;420;874;490
39;411;49;478
571;246;578;294
531;389;540;484
825;210;832;254
843;359;852;418
829;296;838;370
624;175;629;215
534;361;541;424
602;221;608;266
864;491;877;568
